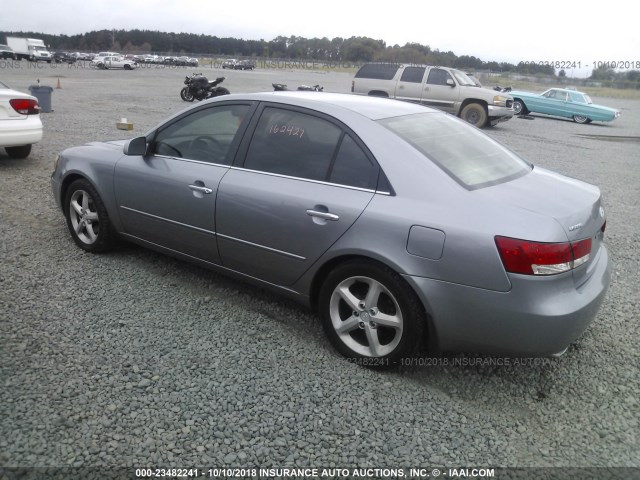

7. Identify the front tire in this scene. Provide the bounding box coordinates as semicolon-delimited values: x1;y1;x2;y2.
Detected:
5;145;32;159
64;179;115;253
573;114;589;124
513;99;528;115
460;103;488;127
319;260;425;368
181;87;195;102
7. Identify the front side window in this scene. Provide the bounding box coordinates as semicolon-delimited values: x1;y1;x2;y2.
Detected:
426;68;453;86
379;113;531;189
244;107;342;181
153;104;249;164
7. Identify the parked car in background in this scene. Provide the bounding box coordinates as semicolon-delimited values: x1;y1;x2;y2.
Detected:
53;51;76;64
222;59;238;69
92;55;138;70
234;59;256;70
0;44;17;60
510;87;621;124
352;63;514;128
51;92;610;366
0;80;43;159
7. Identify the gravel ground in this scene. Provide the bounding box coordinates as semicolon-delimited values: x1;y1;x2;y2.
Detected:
1;62;639;475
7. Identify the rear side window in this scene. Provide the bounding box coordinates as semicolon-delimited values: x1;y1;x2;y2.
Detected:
355;64;400;80
400;67;426;83
379;113;531;189
244;107;341;181
329;134;378;189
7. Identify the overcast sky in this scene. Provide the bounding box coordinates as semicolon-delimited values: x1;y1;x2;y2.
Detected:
2;0;637;75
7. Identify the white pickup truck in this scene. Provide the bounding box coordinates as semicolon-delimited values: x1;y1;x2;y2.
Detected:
351;63;514;127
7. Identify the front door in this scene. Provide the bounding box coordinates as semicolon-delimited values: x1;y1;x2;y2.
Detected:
114;103;252;264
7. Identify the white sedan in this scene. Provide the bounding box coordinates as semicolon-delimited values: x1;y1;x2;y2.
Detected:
0;81;43;159
92;56;138;70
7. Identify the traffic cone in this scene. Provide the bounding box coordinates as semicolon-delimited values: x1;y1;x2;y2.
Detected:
56;77;62;89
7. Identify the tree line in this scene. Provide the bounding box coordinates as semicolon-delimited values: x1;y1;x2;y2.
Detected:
2;29;639;83
2;29;554;74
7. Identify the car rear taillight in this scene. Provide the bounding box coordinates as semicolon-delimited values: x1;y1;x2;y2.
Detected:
495;236;592;276
9;98;40;115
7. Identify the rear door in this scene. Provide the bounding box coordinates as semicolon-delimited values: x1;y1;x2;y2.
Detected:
216;104;379;286
114;102;253;264
395;66;427;102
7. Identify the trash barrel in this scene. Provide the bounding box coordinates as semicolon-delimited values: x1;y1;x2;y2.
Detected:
28;85;54;112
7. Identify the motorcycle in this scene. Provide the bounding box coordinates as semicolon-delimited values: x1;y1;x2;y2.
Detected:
272;83;324;92
180;74;230;102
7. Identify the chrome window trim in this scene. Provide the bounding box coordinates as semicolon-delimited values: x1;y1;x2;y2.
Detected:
152;154;231;168
228;166;378;194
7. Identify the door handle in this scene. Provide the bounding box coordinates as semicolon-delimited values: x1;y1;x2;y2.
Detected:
306;209;339;221
189;184;213;194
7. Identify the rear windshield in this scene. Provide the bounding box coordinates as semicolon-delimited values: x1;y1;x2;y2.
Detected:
355;64;399;80
379;113;531;189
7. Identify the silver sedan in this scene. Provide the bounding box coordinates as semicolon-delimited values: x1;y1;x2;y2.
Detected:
51;92;611;367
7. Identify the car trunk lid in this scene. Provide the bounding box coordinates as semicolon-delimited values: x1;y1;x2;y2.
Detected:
480;167;606;285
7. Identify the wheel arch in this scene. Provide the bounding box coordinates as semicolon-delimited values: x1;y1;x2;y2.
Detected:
367;90;389;98
308;253;439;353
459;98;488;113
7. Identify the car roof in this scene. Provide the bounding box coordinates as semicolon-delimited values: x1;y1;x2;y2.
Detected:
215;92;438;120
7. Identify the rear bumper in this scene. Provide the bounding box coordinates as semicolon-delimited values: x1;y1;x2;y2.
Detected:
0;117;43;147
405;245;611;356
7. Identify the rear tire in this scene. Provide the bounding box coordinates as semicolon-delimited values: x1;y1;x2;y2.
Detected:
319;260;426;368
5;145;32;159
212;87;230;97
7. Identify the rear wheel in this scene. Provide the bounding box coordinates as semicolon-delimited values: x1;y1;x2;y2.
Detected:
5;145;32;159
573;114;589;124
212;87;230;97
319;260;425;368
460;102;488;127
64;179;115;253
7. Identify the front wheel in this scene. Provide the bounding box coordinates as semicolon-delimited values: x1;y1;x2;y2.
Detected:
573;114;590;124
460;103;488;127
319;260;425;368
5;145;32;159
180;86;194;102
64;179;115;253
513;99;528;115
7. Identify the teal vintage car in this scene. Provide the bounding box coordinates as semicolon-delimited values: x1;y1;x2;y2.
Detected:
510;87;620;124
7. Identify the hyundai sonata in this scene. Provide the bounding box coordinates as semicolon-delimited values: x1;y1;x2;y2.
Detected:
51;93;611;366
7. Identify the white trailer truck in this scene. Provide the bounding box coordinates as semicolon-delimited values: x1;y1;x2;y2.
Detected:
6;37;52;62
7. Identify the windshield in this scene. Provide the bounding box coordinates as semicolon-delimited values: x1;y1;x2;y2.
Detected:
450;69;477;87
379;113;531;189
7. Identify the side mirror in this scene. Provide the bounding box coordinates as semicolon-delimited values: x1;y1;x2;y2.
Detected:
123;136;147;156
446;79;455;87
